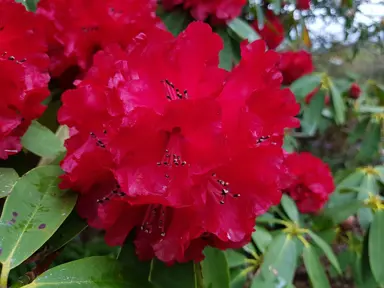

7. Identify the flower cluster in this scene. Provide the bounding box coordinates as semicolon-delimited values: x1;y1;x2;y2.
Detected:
36;0;163;79
279;50;314;85
252;10;284;49
283;152;335;213
163;0;246;23
59;22;300;263
0;0;50;160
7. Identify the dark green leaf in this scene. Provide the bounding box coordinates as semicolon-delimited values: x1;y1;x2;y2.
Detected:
118;235;153;288
0;166;77;269
159;9;190;36
290;73;321;101
21;121;65;159
216;28;233;71
149;259;198;288
280;195;299;223
307;230;341;274
369;211;384;285
202;247;230;288
260;233;298;283
303;245;331;288
361;228;378;285
329;79;346;124
43;210;87;256
348;117;370;144
229;267;248;288
0;168;18;198
24;256;129;287
227;18;260;42
252;226;273;253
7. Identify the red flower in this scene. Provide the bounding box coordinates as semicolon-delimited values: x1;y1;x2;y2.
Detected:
279;50;314;85
349;83;361;99
59;22;299;263
296;0;310;10
304;87;330;105
163;0;246;23
0;0;50;159
284;152;335;213
36;0;163;78
252;10;284;49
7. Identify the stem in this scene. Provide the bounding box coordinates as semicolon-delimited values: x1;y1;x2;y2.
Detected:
0;262;10;288
194;262;204;288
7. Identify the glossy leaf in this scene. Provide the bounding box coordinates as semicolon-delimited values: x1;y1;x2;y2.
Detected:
24;256;130;287
118;235;153;288
160;9;190;36
307;230;341;274
0;166;77;269
21;121;65;159
228;18;260;42
252;226;273;253
369;210;384;285
43;210;87;256
216;28;233;71
149;259;198;288
225;250;247;268
280;195;299;223
260;233;298;284
202;247;230;288
303;245;331;288
0;168;18;198
329;79;346;124
290;73;321;101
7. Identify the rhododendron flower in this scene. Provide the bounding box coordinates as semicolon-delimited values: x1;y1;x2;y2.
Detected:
349;82;361;99
0;0;50;159
163;0;246;23
284;152;335;213
252;10;284;49
305;87;330;105
59;22;299;263
296;0;310;10
279;50;314;85
36;0;163;78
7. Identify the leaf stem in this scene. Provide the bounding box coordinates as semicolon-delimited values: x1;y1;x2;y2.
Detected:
0;262;10;288
193;262;204;288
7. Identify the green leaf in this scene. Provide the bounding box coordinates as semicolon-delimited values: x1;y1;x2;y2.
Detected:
280;195;299;223
229;267;247;288
24;256;130;287
329;79;346;124
358;174;379;229
227;18;260;42
21;121;65;158
307;230;341;274
216;28;233;71
225;250;247;268
290;73;321;101
0;166;77;269
348;117;370;144
252;226;273;253
375;166;384;184
149;259;198;288
202;247;230;288
254;4;264;30
357;121;381;162
302;245;331;288
323;200;364;225
260;233;298;284
361;228;378;285
0;168;18;198
160;9;190;36
302;88;326;135
369;210;384;285
43;210;87;256
118;235;153;288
